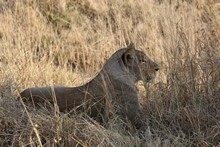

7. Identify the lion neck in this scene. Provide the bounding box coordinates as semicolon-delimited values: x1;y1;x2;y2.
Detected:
100;58;138;89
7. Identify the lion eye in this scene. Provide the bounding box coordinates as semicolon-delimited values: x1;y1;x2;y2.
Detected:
140;59;146;63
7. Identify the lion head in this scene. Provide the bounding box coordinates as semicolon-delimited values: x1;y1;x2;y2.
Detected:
102;43;159;86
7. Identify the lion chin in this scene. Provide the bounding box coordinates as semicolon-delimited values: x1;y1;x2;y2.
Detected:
147;77;157;83
19;43;159;130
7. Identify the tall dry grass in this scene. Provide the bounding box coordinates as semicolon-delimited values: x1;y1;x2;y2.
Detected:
0;0;219;146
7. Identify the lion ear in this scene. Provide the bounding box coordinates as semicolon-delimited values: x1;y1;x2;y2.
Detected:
126;42;135;49
122;43;136;66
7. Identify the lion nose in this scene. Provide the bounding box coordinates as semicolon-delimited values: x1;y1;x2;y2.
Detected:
155;67;159;71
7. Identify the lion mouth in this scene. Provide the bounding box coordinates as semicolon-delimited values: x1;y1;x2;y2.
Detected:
147;76;156;83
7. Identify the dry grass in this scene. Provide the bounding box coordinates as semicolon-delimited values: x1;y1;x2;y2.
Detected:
0;0;219;146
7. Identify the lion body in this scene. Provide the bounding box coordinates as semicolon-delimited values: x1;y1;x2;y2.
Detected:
20;44;159;129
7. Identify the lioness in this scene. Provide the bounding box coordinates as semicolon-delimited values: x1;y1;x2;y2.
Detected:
19;43;159;129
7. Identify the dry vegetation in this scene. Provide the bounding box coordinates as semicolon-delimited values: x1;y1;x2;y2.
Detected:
0;0;219;146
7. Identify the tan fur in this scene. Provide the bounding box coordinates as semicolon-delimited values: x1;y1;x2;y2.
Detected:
19;43;159;129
